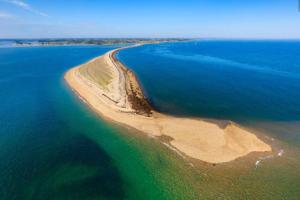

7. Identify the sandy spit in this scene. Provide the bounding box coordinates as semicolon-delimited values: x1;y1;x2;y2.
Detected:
64;45;271;164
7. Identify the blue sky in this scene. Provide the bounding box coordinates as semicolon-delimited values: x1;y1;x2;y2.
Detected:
0;0;299;38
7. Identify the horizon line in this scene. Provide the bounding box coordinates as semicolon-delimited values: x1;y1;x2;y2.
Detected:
1;37;300;41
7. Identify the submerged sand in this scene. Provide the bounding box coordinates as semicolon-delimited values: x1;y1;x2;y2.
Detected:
65;45;271;163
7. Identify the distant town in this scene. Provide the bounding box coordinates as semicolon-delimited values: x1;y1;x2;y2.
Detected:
0;38;191;47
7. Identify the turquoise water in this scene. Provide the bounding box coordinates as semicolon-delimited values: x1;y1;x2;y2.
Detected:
116;41;300;199
1;41;300;199
118;40;300;145
0;46;124;199
0;45;200;200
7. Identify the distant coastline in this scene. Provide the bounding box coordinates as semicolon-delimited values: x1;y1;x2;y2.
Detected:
0;38;191;47
64;44;271;164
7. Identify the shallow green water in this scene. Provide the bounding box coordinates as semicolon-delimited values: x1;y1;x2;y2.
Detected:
1;44;300;200
0;46;199;200
117;41;300;199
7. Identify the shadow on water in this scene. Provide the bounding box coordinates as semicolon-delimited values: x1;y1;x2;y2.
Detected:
0;133;125;200
0;46;127;200
3;43;300;200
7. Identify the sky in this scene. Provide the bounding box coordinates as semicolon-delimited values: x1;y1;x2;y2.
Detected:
0;0;299;39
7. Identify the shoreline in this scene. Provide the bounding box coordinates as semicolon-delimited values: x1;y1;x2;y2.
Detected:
64;44;272;164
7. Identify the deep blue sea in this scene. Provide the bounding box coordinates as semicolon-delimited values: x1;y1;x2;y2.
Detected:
0;45;203;200
118;40;300;145
0;46;127;199
1;41;300;199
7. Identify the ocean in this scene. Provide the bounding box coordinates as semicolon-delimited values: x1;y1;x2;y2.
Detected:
0;41;300;199
118;40;300;145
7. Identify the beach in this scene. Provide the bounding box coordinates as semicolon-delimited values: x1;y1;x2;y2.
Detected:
64;45;271;164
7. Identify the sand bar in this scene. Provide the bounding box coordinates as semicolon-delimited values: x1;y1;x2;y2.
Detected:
65;45;271;163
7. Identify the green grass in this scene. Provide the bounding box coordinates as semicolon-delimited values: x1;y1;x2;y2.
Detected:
79;57;113;90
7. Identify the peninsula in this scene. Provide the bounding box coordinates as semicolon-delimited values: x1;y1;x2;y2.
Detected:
64;44;271;164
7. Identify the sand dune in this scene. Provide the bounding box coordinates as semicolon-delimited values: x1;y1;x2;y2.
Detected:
64;45;271;163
